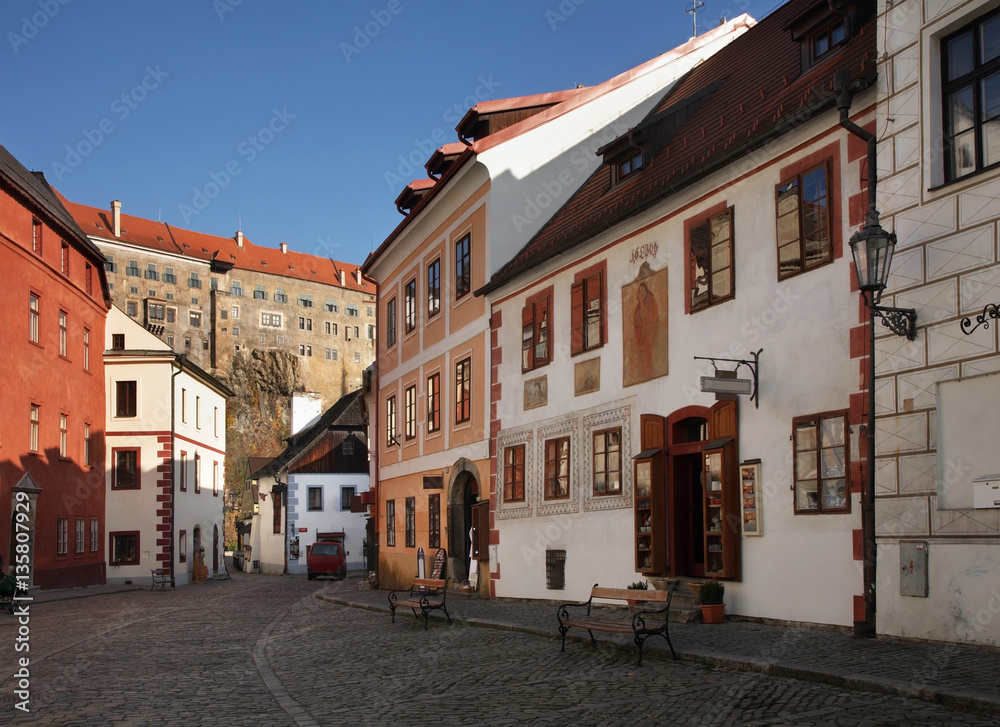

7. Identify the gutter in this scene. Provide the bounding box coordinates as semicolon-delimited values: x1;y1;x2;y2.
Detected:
476;70;876;298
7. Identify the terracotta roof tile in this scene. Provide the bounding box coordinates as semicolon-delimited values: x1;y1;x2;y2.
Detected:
485;0;877;291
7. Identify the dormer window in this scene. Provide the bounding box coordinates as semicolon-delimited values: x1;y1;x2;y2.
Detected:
787;1;869;73
810;17;847;63
616;150;644;181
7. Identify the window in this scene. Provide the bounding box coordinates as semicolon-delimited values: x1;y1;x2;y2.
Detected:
126;259;141;277
180;451;187;491
776;163;831;278
274;288;287;303
57;518;68;556
127;301;138;317
113;448;139;489
386;297;397;347
615;149;644;181
368;306;373;316
104;253;115;272
592;428;622;495
346;304;359;317
354;325;359;339
59;310;68;357
326;348;338;360
521;290;550;371
254;284;267;300
90;519;98;552
689;208;735;311
455;234;471;300
299;294;314;308
214;407;219;437
60;242;69;275
386;395;397;446
116;380;137;418
213;461;219;496
230;281;243;296
231;305;239;319
793;411;850;513
29;404;39;452
325;321;335;335
179;530;187;563
324;299;337;312
571;263;606;354
86;263;93;295
404;279;416;332
59;413;68;458
148;302;165;321
272;489;282;533
546;549;566;590
188;272;201;288
202;338;209;351
308;487;323;511
405;497;416;548
943;9;1000;181
386;500;396;547
112;333;125;350
355;351;361;363
189;311;202;327
811;17;846;61
32;217;42;254
181;388;187;422
368;324;375;340
343;438;355;455
196;396;201;429
404;385;416;440
427;373;440;433
428;494;441;549
298;316;312;331
427;259;441;316
261;312;282;327
299;344;313;357
503;444;525;502
83;328;90;371
75;518;85;554
166;307;176;323
195;453;201;493
455;357;471;424
29;293;39;343
341;486;356;511
144;263;158;281
545;437;571;500
163;267;177;284
84;423;91;465
110;532;139;565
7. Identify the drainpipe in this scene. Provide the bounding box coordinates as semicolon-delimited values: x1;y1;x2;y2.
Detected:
170;354;186;588
834;68;877;638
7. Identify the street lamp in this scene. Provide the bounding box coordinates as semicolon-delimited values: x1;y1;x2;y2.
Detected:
849;207;917;640
836;68;918;638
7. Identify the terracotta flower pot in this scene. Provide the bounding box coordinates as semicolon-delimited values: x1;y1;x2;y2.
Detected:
701;603;725;624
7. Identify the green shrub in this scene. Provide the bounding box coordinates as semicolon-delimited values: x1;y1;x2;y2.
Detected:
627;580;649;590
699;581;725;605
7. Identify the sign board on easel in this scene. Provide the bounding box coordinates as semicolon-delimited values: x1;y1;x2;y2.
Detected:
430;548;446;580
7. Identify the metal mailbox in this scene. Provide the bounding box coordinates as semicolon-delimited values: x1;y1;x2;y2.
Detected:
972;477;1000;509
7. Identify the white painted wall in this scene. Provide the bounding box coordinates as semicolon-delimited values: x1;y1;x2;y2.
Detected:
285;473;370;574
291;393;323;436
492;113;867;628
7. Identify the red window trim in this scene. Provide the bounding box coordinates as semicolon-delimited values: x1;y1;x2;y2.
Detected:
522;286;553;372
109;530;140;566
570;260;607;356
111;447;141;490
503;444;526;502
684;201;735;314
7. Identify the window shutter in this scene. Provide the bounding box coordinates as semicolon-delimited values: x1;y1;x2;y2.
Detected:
521;302;535;370
536;297;549;365
447;503;463;560
570;280;584;354
471;501;490;562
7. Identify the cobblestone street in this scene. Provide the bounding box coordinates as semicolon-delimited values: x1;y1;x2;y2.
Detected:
2;570;998;726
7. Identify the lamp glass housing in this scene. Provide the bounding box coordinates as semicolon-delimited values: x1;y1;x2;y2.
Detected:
850;222;897;293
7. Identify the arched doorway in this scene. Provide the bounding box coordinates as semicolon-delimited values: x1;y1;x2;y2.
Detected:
446;458;482;583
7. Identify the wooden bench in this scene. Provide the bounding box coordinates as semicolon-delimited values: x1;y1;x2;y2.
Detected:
557;583;677;665
150;569;169;591
388;577;452;629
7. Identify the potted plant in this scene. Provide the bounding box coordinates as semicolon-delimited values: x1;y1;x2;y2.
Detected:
699;581;725;624
626;580;648;605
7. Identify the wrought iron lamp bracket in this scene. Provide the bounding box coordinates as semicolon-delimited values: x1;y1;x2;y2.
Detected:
873;305;917;340
693;348;762;409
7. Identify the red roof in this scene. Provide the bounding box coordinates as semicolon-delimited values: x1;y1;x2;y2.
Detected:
65;199;374;293
483;0;877;292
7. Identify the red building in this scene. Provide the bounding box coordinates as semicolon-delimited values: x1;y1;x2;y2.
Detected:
0;145;111;589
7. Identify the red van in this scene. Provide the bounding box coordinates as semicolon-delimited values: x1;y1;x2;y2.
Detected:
307;540;347;580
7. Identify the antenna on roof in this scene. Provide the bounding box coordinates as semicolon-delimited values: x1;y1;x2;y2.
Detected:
686;0;705;38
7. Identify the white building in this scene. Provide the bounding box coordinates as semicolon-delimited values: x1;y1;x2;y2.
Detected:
104;306;232;586
246;389;370;575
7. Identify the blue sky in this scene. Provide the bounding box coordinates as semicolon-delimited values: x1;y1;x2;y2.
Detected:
1;0;769;266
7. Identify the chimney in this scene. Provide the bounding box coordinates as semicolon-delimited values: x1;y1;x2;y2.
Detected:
111;200;121;237
339;270;346;286
236;230;244;247
280;242;288;254
354;269;362;284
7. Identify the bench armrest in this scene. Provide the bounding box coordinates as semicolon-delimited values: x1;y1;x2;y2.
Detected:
556;582;600;622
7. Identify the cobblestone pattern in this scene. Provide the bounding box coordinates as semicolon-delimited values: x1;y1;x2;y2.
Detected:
1;572;998;725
